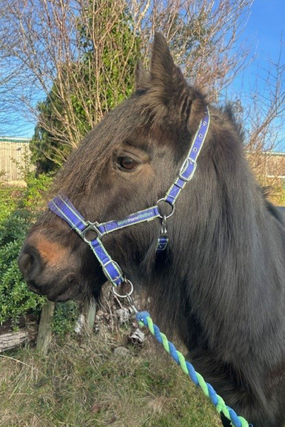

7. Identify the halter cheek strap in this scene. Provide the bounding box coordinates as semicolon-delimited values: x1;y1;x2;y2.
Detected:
165;114;210;205
48;107;210;287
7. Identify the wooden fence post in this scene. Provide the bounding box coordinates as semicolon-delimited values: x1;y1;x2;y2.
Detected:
36;297;96;353
36;300;55;355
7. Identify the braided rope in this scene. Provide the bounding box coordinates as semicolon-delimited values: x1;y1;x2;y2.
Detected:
136;311;251;427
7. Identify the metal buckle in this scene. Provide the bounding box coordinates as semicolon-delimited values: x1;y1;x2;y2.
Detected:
82;221;102;242
102;259;123;283
157;198;175;219
178;158;197;182
157;215;169;252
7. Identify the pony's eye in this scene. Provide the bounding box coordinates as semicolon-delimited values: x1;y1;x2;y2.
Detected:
117;156;138;171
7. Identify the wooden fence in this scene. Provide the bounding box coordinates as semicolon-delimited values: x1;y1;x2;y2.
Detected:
248;151;285;183
0;137;32;183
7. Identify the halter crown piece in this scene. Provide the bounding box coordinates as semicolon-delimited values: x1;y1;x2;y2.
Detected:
49;107;210;288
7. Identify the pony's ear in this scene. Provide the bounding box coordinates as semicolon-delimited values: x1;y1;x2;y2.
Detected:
149;33;190;106
149;33;206;130
150;33;176;89
135;60;150;91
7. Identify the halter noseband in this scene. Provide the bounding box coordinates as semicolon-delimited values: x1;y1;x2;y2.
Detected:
48;107;210;288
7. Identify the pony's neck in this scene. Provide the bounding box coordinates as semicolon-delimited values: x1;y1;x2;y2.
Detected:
151;125;284;361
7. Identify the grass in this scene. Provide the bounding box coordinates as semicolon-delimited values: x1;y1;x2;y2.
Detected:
0;326;222;427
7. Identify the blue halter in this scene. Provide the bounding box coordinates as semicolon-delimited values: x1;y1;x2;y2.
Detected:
48;107;210;288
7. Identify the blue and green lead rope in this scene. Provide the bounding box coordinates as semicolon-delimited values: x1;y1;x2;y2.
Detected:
136;311;251;427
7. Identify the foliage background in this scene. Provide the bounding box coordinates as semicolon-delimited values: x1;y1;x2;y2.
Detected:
0;173;53;325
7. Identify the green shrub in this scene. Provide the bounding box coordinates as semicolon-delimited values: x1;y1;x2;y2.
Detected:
0;174;53;325
0;186;25;223
0;208;45;324
52;301;80;337
21;172;54;210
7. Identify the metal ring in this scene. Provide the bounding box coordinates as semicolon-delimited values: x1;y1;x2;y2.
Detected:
156;198;175;219
82;222;102;241
112;279;134;299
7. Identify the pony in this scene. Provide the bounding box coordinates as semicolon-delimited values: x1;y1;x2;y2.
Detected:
18;34;285;427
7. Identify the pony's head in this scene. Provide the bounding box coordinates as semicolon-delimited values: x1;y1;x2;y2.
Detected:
18;34;215;302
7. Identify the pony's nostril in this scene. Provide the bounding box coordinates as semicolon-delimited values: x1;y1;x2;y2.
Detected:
18;252;34;276
18;247;43;279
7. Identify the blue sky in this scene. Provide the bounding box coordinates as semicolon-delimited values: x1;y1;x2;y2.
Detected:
2;0;285;150
247;0;284;56
230;0;285;151
234;0;284;90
